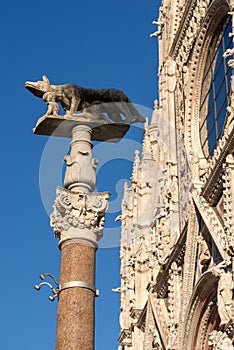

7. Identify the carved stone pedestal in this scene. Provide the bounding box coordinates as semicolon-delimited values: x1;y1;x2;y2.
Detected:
44;114;114;350
30;108;131;349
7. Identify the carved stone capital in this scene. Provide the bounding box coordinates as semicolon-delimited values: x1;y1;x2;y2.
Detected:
50;187;110;248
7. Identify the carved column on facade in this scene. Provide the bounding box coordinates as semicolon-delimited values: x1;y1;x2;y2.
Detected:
49;123;110;350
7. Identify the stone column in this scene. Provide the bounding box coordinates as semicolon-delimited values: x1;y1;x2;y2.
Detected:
50;123;110;350
64;125;97;193
57;241;96;350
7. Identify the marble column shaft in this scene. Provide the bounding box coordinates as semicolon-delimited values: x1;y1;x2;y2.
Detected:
56;241;96;350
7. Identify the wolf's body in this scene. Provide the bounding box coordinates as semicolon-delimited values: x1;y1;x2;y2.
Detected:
25;76;145;124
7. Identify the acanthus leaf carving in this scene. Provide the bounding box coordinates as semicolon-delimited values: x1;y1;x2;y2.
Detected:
50;187;109;245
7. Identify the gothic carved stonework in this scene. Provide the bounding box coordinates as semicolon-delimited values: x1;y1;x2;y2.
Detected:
118;1;234;349
170;0;211;63
184;0;229;159
167;262;182;349
50;187;109;246
192;193;228;259
223;154;234;255
211;261;234;327
209;330;234;350
201;128;234;206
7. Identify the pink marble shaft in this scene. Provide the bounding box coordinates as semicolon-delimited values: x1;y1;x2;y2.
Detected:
56;241;96;350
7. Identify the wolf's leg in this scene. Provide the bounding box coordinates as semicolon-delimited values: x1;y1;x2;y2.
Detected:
70;96;81;115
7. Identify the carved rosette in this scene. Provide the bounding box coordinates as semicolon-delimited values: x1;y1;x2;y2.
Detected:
50;187;110;247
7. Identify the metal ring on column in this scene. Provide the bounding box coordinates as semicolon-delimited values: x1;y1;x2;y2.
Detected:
59;281;99;297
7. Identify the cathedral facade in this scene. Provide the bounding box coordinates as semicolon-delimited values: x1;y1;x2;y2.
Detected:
118;0;234;349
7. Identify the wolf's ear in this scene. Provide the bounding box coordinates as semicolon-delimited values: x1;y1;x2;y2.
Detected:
42;75;50;90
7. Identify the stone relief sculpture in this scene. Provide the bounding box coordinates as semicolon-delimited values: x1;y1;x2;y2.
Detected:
50;188;109;243
25;75;145;124
197;235;211;268
42;91;60;116
212;261;234;327
150;20;164;38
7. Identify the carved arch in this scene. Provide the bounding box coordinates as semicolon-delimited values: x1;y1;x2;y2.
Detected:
182;271;220;349
184;0;230;162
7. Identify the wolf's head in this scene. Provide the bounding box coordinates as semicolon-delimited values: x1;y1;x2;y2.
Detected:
25;75;51;97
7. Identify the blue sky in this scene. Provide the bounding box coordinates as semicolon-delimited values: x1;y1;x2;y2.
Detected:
0;1;159;348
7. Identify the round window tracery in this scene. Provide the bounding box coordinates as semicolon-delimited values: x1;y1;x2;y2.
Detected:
199;16;232;158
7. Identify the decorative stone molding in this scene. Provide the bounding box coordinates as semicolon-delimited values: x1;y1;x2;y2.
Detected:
150;294;168;349
130;308;142;321
143;300;156;349
118;329;132;347
192;192;229;259
181;270;219;349
153;225;187;299
202;127;234;205
177;205;199;348
184;0;229;164
50;187;109;247
167;261;182;349
223;154;234;255
170;0;211;63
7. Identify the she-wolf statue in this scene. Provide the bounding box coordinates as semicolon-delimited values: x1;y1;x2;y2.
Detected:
25;75;145;124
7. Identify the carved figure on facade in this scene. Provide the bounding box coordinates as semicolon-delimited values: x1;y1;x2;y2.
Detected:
150;20;164;38
119;306;128;330
175;75;185;138
127;274;135;308
197;235;211;269
148;252;159;284
25;75;145;123
212;261;234;327
190;151;209;182
121;261;136;310
155;217;172;265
